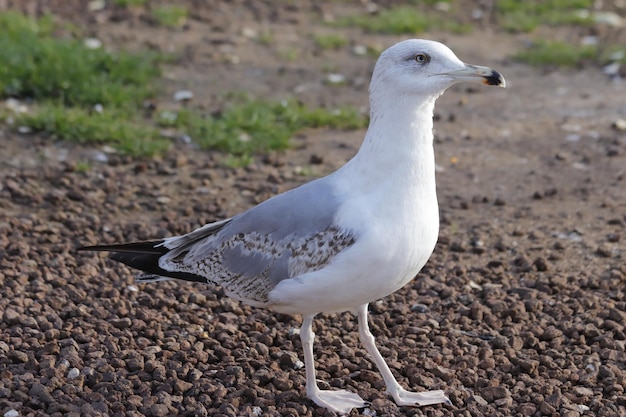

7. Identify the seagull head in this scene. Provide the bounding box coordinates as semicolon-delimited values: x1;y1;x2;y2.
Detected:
371;39;505;99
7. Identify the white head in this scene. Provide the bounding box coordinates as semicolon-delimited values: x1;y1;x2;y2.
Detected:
370;39;505;102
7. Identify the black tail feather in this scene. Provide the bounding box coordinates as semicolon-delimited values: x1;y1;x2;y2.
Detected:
78;240;168;254
79;240;206;283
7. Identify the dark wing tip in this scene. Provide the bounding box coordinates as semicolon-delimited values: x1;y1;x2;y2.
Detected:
79;239;207;284
78;240;167;254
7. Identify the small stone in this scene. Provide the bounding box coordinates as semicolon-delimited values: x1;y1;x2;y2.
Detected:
352;45;367;56
540;401;556;415
533;257;549;271
518;403;536;416
481;386;510;402
411;303;430;313
517;358;539;375
110;318;132;329
435;2;451;11
145;346;162;355
88;0;105;11
596;245;612;258
8;350;28;363
3;308;20;325
592;11;623;27
174;90;193;102
449;241;466;252
573;386;594;396
29;383;54;405
326;73;346;84
494;197;506;206
309;154;324;164
149;404;170;417
279;352;298;368
5;98;28;113
173;155;188;168
433;365;454;381
581;35;598;46
83;38;102;49
494;397;513;407
4;411;19;417
241;27;257;38
603;62;621;76
67;368;80;380
90;151;109;163
468;394;488;405
174;379;193;393
272;377;293;391
126;358;144;372
612;119;626;131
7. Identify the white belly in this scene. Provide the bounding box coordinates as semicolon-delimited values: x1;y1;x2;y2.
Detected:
269;189;439;316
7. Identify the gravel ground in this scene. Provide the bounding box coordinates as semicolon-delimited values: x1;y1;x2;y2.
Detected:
1;1;626;416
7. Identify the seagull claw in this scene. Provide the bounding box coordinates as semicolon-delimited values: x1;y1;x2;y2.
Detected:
390;387;451;407
309;389;368;415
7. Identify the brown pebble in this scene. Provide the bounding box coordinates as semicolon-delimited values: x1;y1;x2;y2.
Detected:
533;257;549;271
3;308;20;325
174;379;193;393
517;403;537;416
149;404;170;417
540;400;556;415
481;386;510;402
126;357;144;371
29;383;54;405
596;244;613;258
279;353;299;369
449;241;466;252
110;318;133;329
8;350;29;363
272;377;293;391
467;394;488;405
309;154;324;164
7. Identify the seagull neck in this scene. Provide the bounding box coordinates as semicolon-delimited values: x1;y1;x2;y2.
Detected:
347;93;438;185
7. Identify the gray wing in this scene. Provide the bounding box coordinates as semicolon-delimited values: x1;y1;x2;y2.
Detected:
159;178;356;303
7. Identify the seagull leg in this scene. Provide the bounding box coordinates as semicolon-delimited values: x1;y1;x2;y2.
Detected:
357;304;451;407
300;314;368;414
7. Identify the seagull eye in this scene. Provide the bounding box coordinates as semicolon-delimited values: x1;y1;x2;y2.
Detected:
414;53;430;64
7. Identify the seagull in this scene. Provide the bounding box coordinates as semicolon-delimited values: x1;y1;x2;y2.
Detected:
80;39;505;414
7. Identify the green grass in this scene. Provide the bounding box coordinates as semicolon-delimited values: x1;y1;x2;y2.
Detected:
151;5;188;28
16;103;168;156
0;11;167;156
495;0;593;32
336;6;470;35
158;99;367;157
257;30;273;46
513;40;597;67
0;11;368;162
0;13;160;108
112;0;147;6
278;48;300;61
75;160;92;173
314;33;349;50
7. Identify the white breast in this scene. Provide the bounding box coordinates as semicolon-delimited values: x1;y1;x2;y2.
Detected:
268;173;439;316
